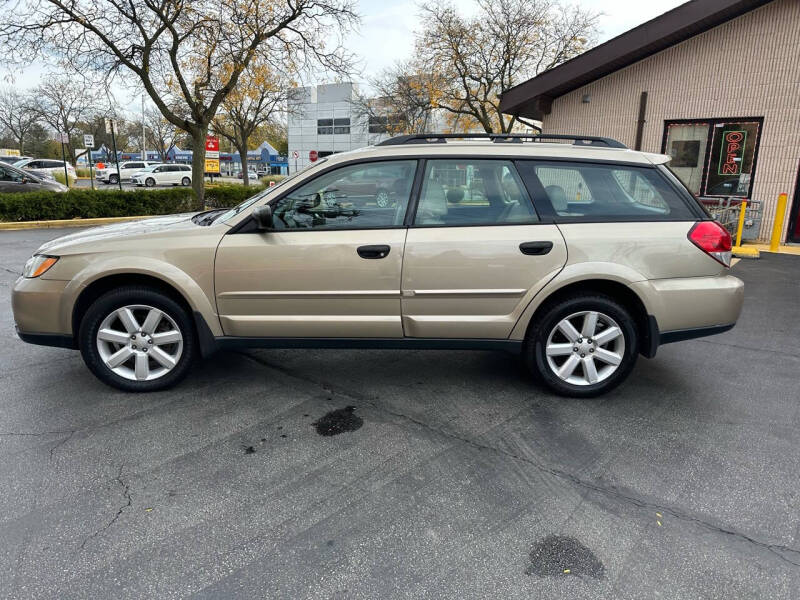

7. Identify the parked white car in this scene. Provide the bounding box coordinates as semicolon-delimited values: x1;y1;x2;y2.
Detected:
131;164;192;187
96;161;162;185
13;158;77;182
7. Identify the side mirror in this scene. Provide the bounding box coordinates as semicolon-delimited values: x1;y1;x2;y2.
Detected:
253;204;274;230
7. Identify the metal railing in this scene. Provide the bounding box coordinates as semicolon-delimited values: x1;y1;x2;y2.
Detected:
698;197;762;241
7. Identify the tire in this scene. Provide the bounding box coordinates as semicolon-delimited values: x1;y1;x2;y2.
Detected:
109;174;119;185
78;286;196;392
181;177;191;186
145;177;156;187
525;294;638;398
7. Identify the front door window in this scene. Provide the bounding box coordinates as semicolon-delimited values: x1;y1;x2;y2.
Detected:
663;118;762;198
271;160;417;229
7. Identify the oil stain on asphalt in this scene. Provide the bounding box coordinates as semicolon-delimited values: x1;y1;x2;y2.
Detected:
526;535;605;578
313;406;364;437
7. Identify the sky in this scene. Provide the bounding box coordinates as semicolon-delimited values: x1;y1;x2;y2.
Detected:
346;0;687;81
1;0;687;110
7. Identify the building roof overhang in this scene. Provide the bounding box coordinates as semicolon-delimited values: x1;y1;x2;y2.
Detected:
499;0;774;119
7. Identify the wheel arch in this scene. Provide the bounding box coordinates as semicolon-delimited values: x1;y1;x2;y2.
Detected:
515;277;656;358
66;262;223;341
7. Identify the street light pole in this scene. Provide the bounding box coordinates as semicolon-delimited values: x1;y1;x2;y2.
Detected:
141;94;146;161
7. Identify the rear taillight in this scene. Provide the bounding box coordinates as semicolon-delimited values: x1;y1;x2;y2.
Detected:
688;221;732;267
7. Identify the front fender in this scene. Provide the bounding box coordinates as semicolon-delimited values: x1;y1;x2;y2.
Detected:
60;257;222;336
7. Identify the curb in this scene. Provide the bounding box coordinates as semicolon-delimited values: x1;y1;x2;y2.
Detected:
0;215;153;231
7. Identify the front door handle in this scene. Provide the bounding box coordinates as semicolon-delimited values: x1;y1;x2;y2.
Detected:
519;241;554;256
357;244;391;259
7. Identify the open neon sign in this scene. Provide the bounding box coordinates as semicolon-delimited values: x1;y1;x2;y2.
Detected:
718;130;746;176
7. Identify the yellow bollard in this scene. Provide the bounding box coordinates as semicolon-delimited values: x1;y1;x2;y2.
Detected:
769;193;789;252
735;200;747;247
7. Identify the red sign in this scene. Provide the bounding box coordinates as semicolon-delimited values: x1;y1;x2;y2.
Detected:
718;130;746;176
205;136;219;153
309;150;318;162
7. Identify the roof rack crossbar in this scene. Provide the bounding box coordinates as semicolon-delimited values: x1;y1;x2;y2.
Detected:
375;133;627;149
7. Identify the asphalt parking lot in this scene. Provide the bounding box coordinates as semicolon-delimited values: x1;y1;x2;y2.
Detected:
1;227;799;599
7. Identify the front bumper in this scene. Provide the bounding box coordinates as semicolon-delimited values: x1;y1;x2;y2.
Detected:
11;276;72;343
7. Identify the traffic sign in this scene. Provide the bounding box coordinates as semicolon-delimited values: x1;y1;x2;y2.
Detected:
205;135;220;160
205;159;220;174
104;118;118;134
57;132;69;144
83;134;95;149
309;150;318;162
292;150;299;159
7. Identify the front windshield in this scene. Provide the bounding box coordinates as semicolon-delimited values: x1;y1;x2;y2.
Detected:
213;160;327;224
12;159;28;168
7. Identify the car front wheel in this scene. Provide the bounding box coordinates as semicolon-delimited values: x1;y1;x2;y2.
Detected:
78;286;196;392
109;174;119;184
526;294;638;398
145;177;156;187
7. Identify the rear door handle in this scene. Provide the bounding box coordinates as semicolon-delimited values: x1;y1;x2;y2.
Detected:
519;241;554;256
357;244;391;259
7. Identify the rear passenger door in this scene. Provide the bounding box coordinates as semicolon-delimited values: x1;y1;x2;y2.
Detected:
401;159;567;339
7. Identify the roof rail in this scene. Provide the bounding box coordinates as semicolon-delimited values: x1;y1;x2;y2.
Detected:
375;133;628;149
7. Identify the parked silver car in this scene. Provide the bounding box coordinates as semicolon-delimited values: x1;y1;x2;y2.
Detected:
0;162;68;193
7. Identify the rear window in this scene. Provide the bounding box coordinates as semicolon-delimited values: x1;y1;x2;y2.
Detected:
518;161;695;221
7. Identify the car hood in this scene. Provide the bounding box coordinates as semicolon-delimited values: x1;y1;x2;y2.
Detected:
36;212;204;255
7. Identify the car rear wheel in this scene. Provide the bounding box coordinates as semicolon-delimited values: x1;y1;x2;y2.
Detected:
145;177;156;187
78;286;196;392
526;294;638;398
181;177;191;186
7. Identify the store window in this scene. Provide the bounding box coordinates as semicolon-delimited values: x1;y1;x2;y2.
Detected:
662;118;762;198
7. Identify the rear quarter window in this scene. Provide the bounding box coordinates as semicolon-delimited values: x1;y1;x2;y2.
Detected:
517;160;695;221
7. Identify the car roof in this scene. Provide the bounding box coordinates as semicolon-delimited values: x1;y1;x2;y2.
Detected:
320;140;670;167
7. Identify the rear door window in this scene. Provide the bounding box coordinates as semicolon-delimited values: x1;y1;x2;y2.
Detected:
518;161;695;221
413;159;539;227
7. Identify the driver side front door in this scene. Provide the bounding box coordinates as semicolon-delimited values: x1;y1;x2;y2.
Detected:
214;159;418;338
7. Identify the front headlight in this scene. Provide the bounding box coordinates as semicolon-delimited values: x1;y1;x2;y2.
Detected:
23;255;59;278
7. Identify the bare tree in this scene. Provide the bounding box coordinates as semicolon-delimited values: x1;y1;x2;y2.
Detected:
384;0;598;134
351;65;441;138
33;77;102;163
0;88;42;154
0;0;357;205
144;107;179;162
212;62;287;186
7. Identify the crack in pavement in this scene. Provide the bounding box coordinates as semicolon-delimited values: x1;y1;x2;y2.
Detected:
239;350;800;569
79;464;132;550
49;430;76;461
0;430;76;437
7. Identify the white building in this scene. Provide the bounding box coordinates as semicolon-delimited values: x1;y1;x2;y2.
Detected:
287;82;391;173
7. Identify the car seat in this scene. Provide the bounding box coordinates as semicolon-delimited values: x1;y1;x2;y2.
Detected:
418;182;448;224
545;185;568;213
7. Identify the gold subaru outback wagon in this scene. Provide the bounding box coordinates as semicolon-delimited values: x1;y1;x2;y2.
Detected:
12;134;744;397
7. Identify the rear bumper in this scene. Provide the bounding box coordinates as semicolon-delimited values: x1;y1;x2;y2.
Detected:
632;274;744;333
659;323;735;345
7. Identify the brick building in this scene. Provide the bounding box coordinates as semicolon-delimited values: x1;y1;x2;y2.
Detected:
500;0;800;242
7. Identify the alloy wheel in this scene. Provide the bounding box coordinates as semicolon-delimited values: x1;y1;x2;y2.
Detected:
95;304;183;382
375;190;390;207
544;310;625;386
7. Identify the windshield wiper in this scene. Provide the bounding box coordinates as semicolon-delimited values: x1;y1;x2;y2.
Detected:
193;209;226;226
